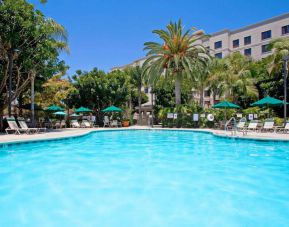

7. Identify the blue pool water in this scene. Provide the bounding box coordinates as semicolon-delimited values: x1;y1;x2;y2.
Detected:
0;130;289;226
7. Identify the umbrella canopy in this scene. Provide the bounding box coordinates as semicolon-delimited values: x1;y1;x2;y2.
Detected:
213;101;240;129
45;105;64;112
212;101;241;109
53;111;67;116
75;106;93;113
18;103;42;111
250;96;288;107
102;105;123;112
70;113;80;117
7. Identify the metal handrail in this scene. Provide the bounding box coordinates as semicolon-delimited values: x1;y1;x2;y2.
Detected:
225;117;237;135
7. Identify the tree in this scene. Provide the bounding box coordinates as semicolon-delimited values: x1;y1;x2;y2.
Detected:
127;65;144;124
268;37;289;75
222;52;258;103
143;19;210;105
0;0;68;120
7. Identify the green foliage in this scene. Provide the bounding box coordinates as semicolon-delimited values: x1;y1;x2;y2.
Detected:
0;0;68;112
143;19;210;105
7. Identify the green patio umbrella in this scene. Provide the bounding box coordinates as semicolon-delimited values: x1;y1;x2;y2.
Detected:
45;105;64;112
101;105;123;112
70;113;80;117
250;96;288;117
53;111;67;116
75;106;93;113
213;101;240;127
251;96;287;107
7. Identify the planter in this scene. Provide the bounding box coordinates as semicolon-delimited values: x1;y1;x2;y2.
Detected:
122;120;130;127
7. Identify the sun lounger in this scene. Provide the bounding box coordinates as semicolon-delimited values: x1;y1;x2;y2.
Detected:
5;117;33;134
111;120;119;127
18;117;46;133
261;119;275;132
81;120;92;128
236;119;246;131
243;120;259;134
103;116;110;127
276;122;289;133
71;120;81;128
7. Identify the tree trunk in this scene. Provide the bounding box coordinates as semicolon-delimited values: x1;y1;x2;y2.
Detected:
138;84;142;125
199;87;204;108
31;72;36;127
150;85;154;127
8;51;13;117
175;75;181;105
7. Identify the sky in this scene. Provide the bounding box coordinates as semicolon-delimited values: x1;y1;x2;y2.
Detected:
30;0;289;75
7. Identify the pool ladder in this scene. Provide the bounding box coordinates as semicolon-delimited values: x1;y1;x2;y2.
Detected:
225;117;237;136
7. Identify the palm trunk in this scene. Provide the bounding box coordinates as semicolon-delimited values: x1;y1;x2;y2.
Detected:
138;84;142;125
199;87;204;108
31;72;36;127
175;75;181;105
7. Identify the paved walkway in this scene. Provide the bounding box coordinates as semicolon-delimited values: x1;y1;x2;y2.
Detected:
0;126;289;145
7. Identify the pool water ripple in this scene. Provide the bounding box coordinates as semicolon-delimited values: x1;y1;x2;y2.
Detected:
0;130;289;226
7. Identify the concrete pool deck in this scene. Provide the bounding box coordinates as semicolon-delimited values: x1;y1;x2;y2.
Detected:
0;126;289;145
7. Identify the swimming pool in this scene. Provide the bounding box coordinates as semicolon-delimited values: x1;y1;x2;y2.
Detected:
0;130;289;226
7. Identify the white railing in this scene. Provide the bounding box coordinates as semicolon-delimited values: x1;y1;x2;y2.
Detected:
225;117;237;136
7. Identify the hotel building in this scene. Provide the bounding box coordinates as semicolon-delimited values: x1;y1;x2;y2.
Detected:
112;13;289;108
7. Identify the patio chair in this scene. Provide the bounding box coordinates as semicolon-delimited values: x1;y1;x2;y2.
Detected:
71;120;81;128
18;117;46;133
103;116;110;127
236;118;246;131
81;120;92;128
111;120;119;127
5;117;32;134
260;119;275;132
276;122;289;134
243;120;259;134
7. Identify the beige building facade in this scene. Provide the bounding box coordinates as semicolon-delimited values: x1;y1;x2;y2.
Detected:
112;13;289;108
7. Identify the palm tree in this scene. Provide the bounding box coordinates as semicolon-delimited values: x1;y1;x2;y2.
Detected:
207;58;227;105
222;52;258;102
127;65;143;125
268;37;289;75
143;19;210;105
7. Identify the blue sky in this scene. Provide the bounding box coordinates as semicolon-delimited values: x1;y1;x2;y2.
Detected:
31;0;289;75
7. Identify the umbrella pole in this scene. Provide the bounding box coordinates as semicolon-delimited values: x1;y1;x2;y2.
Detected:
224;108;227;130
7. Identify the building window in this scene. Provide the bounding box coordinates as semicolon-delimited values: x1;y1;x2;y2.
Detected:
215;52;222;58
204;90;211;97
233;39;239;48
144;87;149;93
261;30;271;40
244;36;251;45
282;25;289;35
214;41;222;49
261;44;270;54
244;48;251;56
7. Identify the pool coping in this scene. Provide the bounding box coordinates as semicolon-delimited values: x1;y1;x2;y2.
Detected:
0;127;289;147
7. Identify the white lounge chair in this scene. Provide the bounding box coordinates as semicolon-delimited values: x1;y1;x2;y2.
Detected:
103;116;110;127
236;119;246;131
81;120;92;128
243;120;259;134
5;117;32;134
276;122;289;133
261;119;275;132
71;120;81;128
18;117;46;133
111;120;118;127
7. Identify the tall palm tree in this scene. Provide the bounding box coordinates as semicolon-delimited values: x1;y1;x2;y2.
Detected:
143;19;210;105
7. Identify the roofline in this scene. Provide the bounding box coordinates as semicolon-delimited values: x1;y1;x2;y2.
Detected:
210;12;289;37
111;56;148;71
